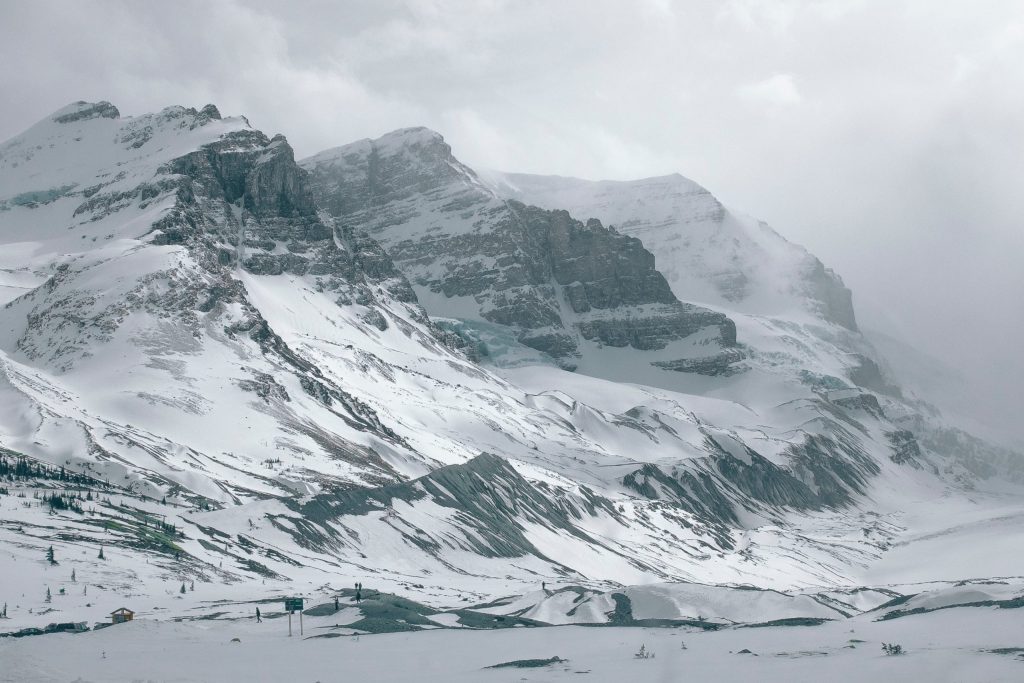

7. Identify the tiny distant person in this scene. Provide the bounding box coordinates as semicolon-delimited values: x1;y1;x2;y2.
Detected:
256;607;261;623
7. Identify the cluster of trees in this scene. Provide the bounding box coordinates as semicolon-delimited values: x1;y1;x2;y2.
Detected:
882;643;905;655
0;455;103;487
41;492;85;513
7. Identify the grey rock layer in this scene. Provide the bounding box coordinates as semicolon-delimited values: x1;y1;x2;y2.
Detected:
301;128;736;367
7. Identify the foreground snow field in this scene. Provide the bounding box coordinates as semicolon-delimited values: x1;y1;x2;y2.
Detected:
4;606;1023;683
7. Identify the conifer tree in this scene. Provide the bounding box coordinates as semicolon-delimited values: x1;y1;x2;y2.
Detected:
98;545;105;560
180;583;186;594
71;569;76;582
46;545;56;565
45;587;51;603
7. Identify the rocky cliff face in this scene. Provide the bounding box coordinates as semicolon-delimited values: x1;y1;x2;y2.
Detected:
485;172;858;331
301;129;736;371
160;121;417;309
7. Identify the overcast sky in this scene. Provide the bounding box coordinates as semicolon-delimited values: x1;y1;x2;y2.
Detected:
1;0;1022;442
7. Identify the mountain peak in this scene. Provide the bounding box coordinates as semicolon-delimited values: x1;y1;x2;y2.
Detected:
376;125;445;146
305;126;449;168
199;103;222;120
370;126;452;166
50;100;120;124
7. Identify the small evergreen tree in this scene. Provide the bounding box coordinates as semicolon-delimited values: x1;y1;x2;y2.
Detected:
2;602;7;618
45;587;51;603
71;569;76;582
180;583;186;594
46;545;56;565
98;545;105;560
634;644;653;659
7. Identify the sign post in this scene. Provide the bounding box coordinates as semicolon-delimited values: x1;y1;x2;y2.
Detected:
284;598;304;638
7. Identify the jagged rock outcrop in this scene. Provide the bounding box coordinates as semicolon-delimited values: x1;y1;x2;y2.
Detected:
160;125;417;307
52;100;120;124
301;129;736;369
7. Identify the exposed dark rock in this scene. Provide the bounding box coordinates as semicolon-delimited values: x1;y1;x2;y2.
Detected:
711;446;824;510
199;104;222;120
487;657;566;669
292;453;621;561
786;433;879;506
360;308;388;331
832;392;884;418
622;462;739;537
653;349;746;375
237;372;290;402
742;617;832;628
53;101;120;124
848;354;901;396
886;430;923;467
803;257;858;331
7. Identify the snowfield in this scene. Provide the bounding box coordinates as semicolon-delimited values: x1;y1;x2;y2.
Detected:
4;605;1024;683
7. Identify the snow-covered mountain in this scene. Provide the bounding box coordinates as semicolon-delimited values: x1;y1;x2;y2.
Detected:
301;128;738;379
480;166;1024;484
0;103;1021;638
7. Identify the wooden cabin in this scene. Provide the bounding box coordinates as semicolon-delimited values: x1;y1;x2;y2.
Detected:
110;607;134;624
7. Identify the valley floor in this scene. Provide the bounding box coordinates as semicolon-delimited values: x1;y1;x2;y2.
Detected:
3;606;1024;683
